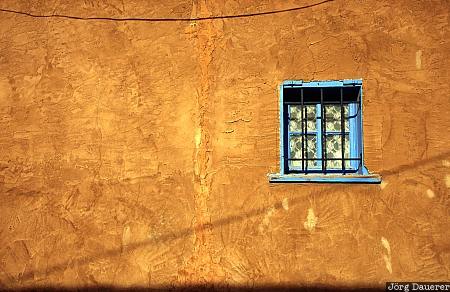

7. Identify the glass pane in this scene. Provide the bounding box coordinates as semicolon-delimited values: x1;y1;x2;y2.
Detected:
325;105;349;132
325;134;350;169
289;106;301;132
289;134;318;169
289;105;316;132
306;106;316;132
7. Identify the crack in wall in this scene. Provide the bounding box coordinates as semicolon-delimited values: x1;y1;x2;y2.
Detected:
184;0;225;284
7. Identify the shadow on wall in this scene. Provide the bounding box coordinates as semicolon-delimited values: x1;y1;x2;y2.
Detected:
380;149;450;176
0;285;385;291
4;150;450;291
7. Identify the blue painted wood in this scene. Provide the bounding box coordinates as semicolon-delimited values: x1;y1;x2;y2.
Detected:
349;103;359;171
315;104;322;171
268;174;381;184
282;79;362;88
343;79;363;85
287;104;291;169
359;82;365;174
279;84;284;175
275;79;380;183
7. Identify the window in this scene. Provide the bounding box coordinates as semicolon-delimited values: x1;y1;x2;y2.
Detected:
269;79;381;183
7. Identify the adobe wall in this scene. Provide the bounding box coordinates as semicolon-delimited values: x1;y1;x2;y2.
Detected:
0;0;449;289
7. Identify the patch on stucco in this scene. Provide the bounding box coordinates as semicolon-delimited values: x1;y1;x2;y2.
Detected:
380;181;388;190
304;208;318;232
426;189;435;199
416;50;422;70
381;237;392;274
122;225;131;248
195;127;202;148
445;175;450;188
194;127;202;176
0;77;12;101
259;207;276;233
282;198;289;211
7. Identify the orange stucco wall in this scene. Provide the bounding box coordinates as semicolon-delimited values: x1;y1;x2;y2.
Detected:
0;0;449;290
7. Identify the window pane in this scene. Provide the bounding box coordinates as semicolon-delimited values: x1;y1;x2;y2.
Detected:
325;105;349;132
289;134;318;169
325;134;350;169
288;106;301;132
306;106;316;132
289;105;316;132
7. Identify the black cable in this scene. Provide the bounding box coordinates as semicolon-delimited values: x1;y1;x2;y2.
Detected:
0;0;334;22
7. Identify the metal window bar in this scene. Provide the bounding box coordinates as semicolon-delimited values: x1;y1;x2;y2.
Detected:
284;85;363;175
290;158;361;161
282;102;288;174
340;87;345;174
287;158;362;174
357;88;363;172
320;88;326;173
304;106;309;173
300;89;305;172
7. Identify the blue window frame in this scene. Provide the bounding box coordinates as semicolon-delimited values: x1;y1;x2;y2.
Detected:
269;79;381;183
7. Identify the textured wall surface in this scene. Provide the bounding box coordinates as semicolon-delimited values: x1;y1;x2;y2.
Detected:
0;0;449;290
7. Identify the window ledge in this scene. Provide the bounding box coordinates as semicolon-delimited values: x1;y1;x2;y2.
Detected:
268;173;381;184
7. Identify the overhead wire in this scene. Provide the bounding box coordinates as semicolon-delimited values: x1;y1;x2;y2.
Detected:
0;0;334;22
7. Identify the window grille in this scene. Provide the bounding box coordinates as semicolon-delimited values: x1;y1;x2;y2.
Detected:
269;79;381;183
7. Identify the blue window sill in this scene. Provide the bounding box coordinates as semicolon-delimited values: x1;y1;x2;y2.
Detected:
268;173;381;184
